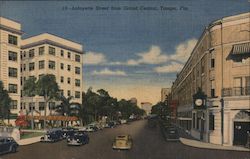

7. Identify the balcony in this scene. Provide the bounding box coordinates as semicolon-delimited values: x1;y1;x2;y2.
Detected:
222;86;250;97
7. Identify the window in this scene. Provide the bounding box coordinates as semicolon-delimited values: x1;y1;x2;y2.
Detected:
23;64;26;71
8;51;17;61
20;51;23;60
67;90;71;96
67;77;71;84
75;54;80;62
23;51;26;58
75;91;80;98
29;102;35;111
75;67;80;74
21;77;23;86
67;52;71;59
10;100;17;109
49;61;55;69
29;49;35;58
29;62;35;71
20;64;22;72
39;60;45;69
8;84;17;93
211;59;215;68
209;113;215;130
234;77;243;95
9;67;17;77
61;50;64;57
67;65;71;71
60;63;64;70
8;34;17;45
211;80;215;97
39;46;45;55
21;102;26;110
75;79;80;87
49;102;55;110
246;76;250;95
49;46;55;55
60;76;64;83
39;102;45;111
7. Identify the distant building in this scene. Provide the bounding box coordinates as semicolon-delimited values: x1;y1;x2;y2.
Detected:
161;88;171;102
141;102;152;115
129;97;137;106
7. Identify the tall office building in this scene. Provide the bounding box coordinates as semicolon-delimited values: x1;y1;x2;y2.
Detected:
0;17;23;124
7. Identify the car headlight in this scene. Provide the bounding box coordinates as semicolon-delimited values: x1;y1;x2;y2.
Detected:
77;139;80;141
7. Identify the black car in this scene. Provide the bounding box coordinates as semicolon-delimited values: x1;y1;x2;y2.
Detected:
162;126;179;141
0;137;18;155
40;129;63;142
62;128;77;139
67;131;89;146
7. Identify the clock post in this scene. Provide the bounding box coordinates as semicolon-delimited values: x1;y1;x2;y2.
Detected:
193;88;207;141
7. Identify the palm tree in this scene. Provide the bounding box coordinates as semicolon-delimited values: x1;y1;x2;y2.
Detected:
23;74;59;129
23;76;37;129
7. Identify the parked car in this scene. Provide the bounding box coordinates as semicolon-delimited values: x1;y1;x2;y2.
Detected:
40;129;63;142
62;129;76;139
112;135;132;150
162;126;179;141
120;119;127;124
85;125;98;132
67;131;89;146
0;137;18;155
105;121;116;128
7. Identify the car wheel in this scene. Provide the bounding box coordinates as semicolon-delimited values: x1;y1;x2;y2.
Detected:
11;146;17;153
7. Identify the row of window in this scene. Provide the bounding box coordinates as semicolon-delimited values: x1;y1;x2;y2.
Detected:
60;77;81;87
21;46;81;62
21;61;81;74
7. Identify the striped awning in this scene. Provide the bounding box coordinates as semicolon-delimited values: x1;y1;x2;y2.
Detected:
231;42;250;55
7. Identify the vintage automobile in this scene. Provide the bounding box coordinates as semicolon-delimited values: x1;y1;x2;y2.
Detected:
67;131;89;146
40;129;63;142
112;135;133;150
105;121;116;128
0;137;19;155
85;125;98;132
162;126;179;141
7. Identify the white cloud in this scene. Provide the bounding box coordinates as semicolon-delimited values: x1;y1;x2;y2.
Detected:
137;45;168;64
91;68;127;76
170;38;197;63
83;51;107;65
154;62;184;73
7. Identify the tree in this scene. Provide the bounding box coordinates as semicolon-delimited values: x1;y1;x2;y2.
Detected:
0;81;11;123
23;76;37;129
56;95;74;116
23;74;59;129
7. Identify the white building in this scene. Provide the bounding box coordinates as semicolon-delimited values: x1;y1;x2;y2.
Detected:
20;33;84;117
141;102;153;116
0;17;23;125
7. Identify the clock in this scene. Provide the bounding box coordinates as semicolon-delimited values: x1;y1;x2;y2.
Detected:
195;99;203;106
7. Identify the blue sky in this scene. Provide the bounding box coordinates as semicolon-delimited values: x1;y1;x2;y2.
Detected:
1;0;249;105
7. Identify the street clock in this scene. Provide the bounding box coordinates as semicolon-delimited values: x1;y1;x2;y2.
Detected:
195;99;203;106
193;88;207;109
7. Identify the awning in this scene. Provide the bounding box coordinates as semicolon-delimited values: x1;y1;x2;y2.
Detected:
231;42;250;55
25;115;78;121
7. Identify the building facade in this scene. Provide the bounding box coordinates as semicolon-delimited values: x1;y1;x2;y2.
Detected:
0;17;23;124
170;12;250;146
161;88;171;103
20;33;84;117
0;17;84;126
141;102;153;116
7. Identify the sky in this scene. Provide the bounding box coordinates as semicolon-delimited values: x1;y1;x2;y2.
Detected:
0;0;249;105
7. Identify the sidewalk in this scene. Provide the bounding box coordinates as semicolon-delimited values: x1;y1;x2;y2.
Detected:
17;135;43;146
176;126;250;152
180;137;250;152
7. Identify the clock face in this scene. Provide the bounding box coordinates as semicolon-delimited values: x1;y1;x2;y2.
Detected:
195;99;203;106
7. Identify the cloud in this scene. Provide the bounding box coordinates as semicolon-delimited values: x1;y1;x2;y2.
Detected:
170;38;197;63
83;51;107;65
154;62;184;73
91;68;127;76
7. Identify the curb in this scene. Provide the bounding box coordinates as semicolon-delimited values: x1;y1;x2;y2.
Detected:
180;137;250;152
17;136;43;146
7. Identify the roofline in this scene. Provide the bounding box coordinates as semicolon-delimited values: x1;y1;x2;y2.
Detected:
23;32;83;47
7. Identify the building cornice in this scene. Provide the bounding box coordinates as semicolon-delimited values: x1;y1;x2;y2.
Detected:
0;24;24;35
21;39;84;54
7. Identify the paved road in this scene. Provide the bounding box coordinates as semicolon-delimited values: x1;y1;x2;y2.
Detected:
1;120;249;159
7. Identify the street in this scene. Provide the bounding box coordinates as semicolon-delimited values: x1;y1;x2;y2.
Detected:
1;120;249;159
